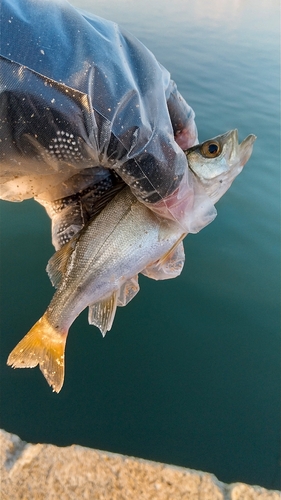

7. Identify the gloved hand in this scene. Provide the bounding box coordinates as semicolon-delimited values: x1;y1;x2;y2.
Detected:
0;0;216;249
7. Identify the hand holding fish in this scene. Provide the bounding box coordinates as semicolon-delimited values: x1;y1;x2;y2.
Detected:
1;0;205;251
0;0;256;392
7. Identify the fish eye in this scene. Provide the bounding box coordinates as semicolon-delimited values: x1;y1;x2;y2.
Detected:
201;140;221;158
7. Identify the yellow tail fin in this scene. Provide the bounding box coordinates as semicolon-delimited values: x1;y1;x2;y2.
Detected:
7;314;66;393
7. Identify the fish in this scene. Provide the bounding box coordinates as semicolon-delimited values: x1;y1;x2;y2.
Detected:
7;129;256;392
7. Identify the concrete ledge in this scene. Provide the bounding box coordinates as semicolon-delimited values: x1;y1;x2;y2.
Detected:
0;429;279;499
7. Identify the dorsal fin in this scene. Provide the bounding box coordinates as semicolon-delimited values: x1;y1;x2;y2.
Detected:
46;235;78;288
88;292;118;337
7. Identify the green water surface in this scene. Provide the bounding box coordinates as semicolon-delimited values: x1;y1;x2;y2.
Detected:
0;0;280;490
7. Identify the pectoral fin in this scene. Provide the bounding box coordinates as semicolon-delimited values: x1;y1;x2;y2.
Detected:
88;292;118;337
142;240;185;280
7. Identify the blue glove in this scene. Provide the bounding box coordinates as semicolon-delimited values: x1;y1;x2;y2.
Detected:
0;0;216;248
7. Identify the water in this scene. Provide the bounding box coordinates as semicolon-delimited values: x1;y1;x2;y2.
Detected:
0;0;280;490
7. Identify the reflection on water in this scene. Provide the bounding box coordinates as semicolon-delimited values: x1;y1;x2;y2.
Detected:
0;0;280;490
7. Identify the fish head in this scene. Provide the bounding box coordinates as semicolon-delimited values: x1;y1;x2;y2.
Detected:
185;130;256;203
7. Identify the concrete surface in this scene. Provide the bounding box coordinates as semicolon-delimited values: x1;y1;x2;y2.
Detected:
0;429;280;499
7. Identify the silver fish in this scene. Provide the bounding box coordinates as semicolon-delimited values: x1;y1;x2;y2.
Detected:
7;130;256;392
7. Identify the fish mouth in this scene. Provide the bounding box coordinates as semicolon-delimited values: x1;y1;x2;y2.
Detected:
222;129;256;169
203;128;257;172
237;132;257;167
186;129;257;204
186;129;256;172
222;128;238;146
214;130;256;202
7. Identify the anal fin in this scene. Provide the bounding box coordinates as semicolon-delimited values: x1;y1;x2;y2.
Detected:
88;292;118;337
